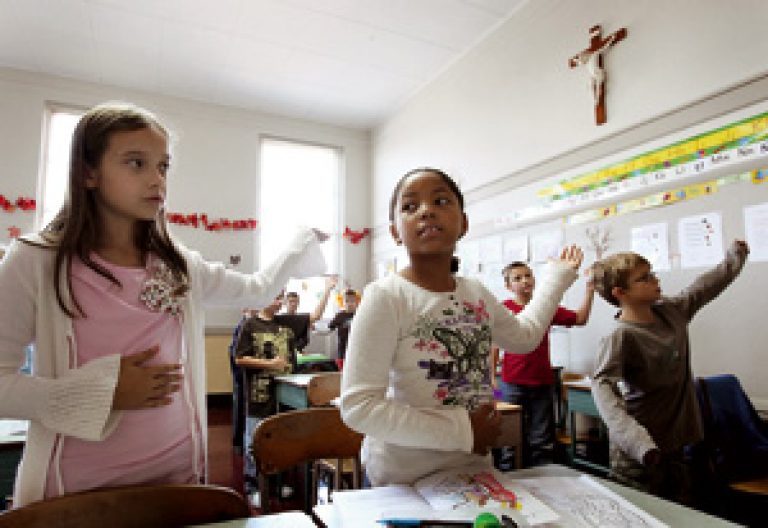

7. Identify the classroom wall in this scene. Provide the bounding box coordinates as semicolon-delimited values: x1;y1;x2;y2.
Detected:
370;0;768;404
0;67;371;327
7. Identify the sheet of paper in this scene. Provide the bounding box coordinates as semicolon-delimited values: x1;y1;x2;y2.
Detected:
332;486;429;528
479;235;503;263
677;212;724;269
413;465;559;526
744;201;768;261
457;239;481;278
503;233;529;263
0;419;28;439
630;223;670;271
530;229;564;263
516;475;668;528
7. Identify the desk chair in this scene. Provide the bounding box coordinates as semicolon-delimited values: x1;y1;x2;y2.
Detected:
695;375;768;525
251;407;363;514
306;373;359;501
306;372;341;407
0;484;250;528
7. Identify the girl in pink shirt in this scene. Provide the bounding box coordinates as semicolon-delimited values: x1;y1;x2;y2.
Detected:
0;102;325;506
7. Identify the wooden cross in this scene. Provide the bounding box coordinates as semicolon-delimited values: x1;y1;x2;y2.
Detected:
569;24;627;125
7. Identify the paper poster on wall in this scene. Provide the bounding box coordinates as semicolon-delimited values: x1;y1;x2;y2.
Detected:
478;236;506;300
678;212;724;269
479;235;503;263
502;234;529;264
530;229;564;263
744;202;768;261
630;223;671;271
457;239;481;278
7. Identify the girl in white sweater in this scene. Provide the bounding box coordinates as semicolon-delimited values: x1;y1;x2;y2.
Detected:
0;102;325;506
340;167;583;486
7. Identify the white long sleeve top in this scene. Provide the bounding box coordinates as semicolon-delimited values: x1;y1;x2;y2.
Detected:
340;262;577;486
0;227;324;507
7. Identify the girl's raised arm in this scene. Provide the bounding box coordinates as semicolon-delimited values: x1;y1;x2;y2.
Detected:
194;226;326;308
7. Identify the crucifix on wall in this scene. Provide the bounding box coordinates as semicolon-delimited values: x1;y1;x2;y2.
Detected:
569;24;627;125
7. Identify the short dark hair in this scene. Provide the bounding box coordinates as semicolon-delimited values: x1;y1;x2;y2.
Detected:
388;167;464;222
501;261;530;286
285;291;299;299
343;288;357;297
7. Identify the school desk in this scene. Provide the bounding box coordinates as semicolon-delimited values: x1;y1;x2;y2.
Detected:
274;373;317;411
189;510;316;527
563;378;609;474
312;464;740;528
0;419;27;509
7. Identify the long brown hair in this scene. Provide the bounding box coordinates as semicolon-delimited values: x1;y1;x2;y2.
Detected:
37;102;188;317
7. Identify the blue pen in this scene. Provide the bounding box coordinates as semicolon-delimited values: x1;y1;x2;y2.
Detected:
376;520;473;527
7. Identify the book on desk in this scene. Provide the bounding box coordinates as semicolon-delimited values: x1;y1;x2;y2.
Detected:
331;464;552;527
328;464;675;528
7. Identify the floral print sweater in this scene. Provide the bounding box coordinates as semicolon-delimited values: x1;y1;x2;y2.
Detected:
340;263;576;486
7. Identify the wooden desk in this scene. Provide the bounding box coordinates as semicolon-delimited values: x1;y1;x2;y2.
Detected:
0;420;27;509
494;402;522;470
274;373;317;411
188;510;316;527
563;379;609;474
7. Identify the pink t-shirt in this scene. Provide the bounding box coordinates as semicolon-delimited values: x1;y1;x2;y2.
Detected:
45;254;200;497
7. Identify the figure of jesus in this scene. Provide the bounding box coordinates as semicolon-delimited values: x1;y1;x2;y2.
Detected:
569;25;627;125
570;30;617;104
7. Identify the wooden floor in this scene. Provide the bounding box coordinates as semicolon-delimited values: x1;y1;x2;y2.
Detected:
207;398;305;515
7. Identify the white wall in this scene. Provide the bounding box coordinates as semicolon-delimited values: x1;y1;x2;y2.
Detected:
371;0;768;403
372;0;768;233
0;67;370;326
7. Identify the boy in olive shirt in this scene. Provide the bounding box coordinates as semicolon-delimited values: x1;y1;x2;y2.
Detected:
591;240;749;503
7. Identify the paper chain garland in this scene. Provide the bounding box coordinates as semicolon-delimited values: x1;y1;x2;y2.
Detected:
0;195;36;213
165;212;257;232
343;226;370;244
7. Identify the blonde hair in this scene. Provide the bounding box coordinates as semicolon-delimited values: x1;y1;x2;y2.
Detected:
591;252;650;307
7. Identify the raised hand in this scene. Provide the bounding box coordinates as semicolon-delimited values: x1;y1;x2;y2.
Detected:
469;402;501;456
556;244;584;272
325;274;339;290
733;239;750;257
112;346;183;411
312;229;330;242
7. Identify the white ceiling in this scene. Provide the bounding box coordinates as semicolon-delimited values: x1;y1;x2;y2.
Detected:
0;0;526;129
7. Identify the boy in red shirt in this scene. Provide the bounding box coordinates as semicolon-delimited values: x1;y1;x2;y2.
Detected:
491;261;594;466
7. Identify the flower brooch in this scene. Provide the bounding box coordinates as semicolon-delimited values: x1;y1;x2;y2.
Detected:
139;257;186;316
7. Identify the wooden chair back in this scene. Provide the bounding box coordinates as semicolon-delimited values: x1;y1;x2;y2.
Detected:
306;372;341;407
0;484;250;528
252;407;363;512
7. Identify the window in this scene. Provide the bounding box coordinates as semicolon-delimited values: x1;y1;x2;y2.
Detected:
39;107;82;228
260;138;340;318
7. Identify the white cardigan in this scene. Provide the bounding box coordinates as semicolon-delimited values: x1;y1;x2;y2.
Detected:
0;227;324;507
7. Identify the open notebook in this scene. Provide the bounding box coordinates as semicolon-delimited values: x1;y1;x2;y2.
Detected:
332;464;559;527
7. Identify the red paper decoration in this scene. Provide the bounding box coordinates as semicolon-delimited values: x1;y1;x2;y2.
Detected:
165;212;257;232
7;226;21;239
343;226;370;244
0;195;36;213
